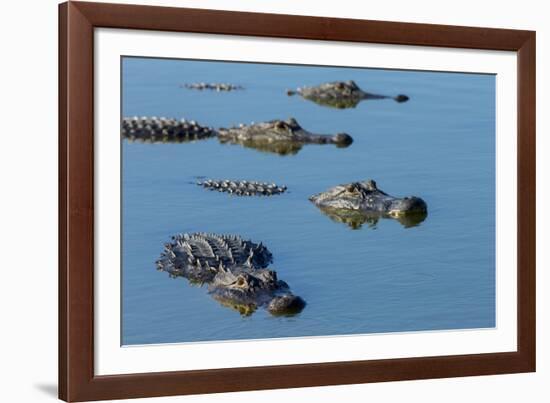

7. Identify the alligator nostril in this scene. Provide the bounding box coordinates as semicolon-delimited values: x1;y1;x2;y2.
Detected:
334;133;353;146
267;294;306;316
395;94;409;103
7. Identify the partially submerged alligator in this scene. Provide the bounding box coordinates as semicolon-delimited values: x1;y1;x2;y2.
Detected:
309;179;427;227
218;118;353;155
182;83;244;91
122;117;353;155
287;80;409;109
122;117;216;143
156;233;305;316
197;179;287;196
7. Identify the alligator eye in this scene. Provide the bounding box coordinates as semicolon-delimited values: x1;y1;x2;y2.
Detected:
345;184;356;192
236;276;247;287
336;82;345;89
275;121;286;130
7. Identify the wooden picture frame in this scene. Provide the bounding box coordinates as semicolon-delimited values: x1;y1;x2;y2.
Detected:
59;1;536;401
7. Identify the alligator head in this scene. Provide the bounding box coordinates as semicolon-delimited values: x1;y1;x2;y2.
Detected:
288;80;409;109
156;233;305;316
309;180;427;227
209;266;305;316
217;118;353;155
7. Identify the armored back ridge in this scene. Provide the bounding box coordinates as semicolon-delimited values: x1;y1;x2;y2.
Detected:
197;179;288;197
122;117;216;143
182;82;244;91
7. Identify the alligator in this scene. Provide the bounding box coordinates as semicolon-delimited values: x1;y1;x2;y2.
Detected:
156;233;305;316
309;179;427;227
217;118;353;155
182;82;244;91
197;179;287;196
122;116;216;143
287;80;409;109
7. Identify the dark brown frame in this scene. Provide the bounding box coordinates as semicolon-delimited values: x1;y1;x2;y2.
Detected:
59;1;536;401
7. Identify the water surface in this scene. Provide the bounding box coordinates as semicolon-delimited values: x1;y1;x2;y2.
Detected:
122;57;496;345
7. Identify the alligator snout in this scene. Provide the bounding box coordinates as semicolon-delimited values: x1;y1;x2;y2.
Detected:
334;133;353;146
268;294;306;316
388;196;427;216
394;94;410;103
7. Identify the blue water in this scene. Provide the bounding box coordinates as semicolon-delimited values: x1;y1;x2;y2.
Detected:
121;57;496;345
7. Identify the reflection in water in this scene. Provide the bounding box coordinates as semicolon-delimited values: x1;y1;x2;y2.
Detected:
299;94;409;109
211;294;257;316
301;96;363;109
124;137;213;144
212;293;305;317
218;138;303;156
162;275;258;317
125;135;351;155
218;138;352;156
316;206;428;230
162;271;259;316
164;275;306;318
